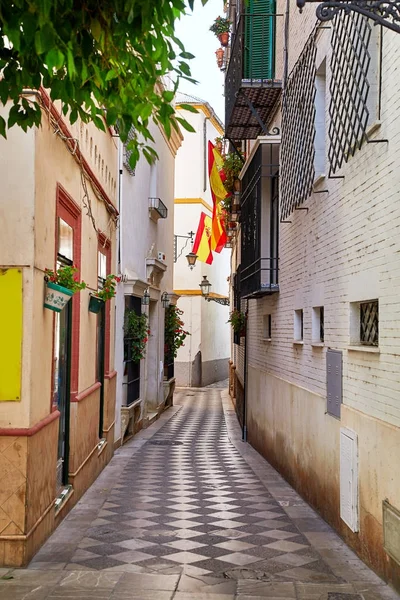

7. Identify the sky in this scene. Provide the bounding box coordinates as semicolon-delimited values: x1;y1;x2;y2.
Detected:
174;0;225;123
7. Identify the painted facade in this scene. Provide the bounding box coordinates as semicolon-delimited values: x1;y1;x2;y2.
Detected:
174;95;231;387
0;89;118;566
226;0;400;591
114;117;183;446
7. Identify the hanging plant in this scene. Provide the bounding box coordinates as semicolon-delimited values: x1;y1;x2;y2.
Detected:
44;265;86;312
227;309;246;335
93;274;120;301
164;305;190;359
223;151;245;195
210;16;231;35
124;310;150;362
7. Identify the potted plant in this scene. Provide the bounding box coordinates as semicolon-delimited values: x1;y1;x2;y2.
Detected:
215;48;224;69
124;310;150;362
210;16;231;47
223;151;245;195
89;274;120;313
164;305;190;359
227;309;246;336
44;265;86;313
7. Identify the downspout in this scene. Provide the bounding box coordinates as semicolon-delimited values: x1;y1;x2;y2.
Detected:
283;0;290;95
117;141;124;273
242;299;249;442
203;115;210;192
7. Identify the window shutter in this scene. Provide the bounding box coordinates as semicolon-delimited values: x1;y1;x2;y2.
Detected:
244;0;276;80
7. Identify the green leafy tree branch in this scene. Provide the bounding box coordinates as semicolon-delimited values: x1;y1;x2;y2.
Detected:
0;0;207;167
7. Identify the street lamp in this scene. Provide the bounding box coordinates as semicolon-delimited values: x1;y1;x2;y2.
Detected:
174;231;198;269
199;276;229;306
161;291;171;309
142;288;150;306
296;1;400;34
186;251;198;270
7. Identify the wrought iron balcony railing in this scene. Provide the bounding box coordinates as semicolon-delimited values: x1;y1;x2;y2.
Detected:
225;11;282;140
148;197;168;220
240;140;280;298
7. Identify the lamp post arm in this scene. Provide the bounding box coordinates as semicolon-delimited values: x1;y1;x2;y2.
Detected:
297;1;400;34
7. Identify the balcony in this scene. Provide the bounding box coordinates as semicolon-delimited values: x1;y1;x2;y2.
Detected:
240;137;280;298
149;197;168;221
225;11;282;140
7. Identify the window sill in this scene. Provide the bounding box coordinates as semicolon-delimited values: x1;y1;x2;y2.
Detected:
293;340;304;346
311;342;324;348
348;345;380;354
313;173;326;187
261;338;272;342
366;120;381;137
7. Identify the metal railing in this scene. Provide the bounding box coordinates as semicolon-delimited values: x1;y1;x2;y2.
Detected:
240;257;279;298
149;197;168;219
225;12;277;129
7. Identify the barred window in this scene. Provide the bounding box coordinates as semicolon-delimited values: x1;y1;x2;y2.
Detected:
280;32;317;220
123;128;136;176
360;301;379;346
328;12;380;175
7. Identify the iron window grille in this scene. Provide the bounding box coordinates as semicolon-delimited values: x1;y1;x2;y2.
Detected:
149;197;168;219
233;266;242;345
123;296;142;405
123;127;136;176
164;306;175;380
280;31;317;220
360;300;379;346
328;11;372;175
240;143;279;298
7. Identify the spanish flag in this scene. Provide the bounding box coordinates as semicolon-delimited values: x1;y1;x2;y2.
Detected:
192;212;213;264
208;141;228;253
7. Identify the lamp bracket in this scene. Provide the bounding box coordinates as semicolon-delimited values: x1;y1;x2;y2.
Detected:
174;231;195;263
297;1;400;34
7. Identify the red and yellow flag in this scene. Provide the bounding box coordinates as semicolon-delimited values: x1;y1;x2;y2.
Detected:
192;212;213;265
208;141;227;253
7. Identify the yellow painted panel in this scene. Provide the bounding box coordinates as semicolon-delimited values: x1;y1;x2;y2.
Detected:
0;268;22;401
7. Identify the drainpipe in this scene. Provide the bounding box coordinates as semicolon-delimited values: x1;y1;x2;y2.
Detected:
242;299;249;442
283;0;290;94
203;116;210;192
117;141;124;273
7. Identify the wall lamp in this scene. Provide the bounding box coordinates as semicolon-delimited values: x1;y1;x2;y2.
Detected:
142;288;150;306
296;1;400;34
199;276;229;306
161;291;172;309
174;231;198;269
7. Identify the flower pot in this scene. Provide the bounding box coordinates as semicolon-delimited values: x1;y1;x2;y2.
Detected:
88;294;105;314
218;32;229;47
44;282;74;313
215;48;224;69
234;178;241;192
240;327;246;337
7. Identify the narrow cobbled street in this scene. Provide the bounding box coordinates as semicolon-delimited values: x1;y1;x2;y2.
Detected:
0;385;398;600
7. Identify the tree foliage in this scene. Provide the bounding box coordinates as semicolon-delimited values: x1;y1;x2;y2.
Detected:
0;0;207;166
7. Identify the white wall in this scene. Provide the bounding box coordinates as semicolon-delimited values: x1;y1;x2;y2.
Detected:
174;103;230;386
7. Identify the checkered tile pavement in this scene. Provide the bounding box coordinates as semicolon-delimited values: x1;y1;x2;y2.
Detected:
61;391;338;580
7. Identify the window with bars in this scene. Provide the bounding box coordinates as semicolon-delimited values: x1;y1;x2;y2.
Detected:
360;301;379;346
280;32;317;220
233;267;241;346
328;12;380;175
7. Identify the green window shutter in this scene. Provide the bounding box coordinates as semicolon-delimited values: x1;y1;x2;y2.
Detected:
244;0;276;80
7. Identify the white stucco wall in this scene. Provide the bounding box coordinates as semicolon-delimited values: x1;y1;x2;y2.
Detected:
174;103;230;386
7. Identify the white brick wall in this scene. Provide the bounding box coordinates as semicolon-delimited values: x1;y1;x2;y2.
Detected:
239;16;400;428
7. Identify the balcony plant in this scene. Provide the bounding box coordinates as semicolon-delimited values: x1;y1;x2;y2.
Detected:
210;16;231;46
89;274;120;313
215;48;224;69
223;151;244;195
44;266;86;313
124;310;150;362
164;305;190;359
227;309;246;336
